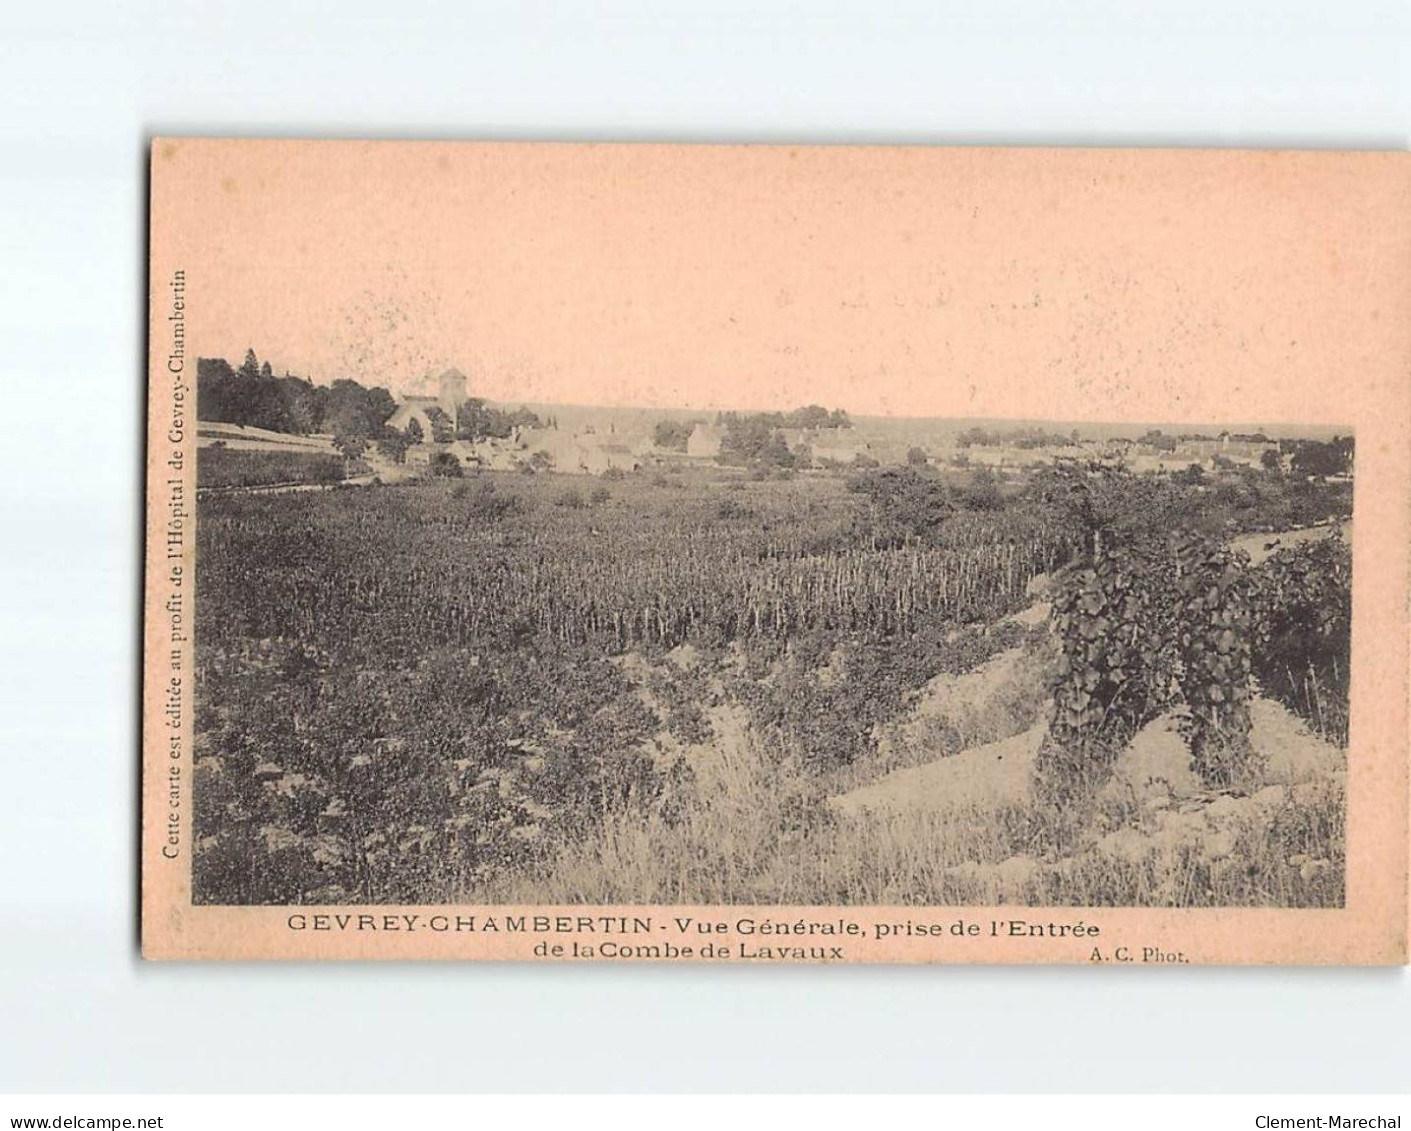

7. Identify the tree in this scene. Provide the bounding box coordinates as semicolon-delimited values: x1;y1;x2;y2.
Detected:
846;465;951;545
334;432;368;461
405;417;424;445
364;387;398;429
761;431;795;468
197;350;396;437
279;376;327;433
458;398;541;441
1260;449;1282;473
652;420;693;452
423;406;455;444
958;466;1004;511
376;430;411;464
786;404;832;430
906;446;929;466
1291;438;1351;479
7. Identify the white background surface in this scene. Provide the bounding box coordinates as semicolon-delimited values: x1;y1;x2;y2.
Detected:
1;0;1408;1094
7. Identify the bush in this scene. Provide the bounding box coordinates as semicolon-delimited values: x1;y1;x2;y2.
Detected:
555;487;586;509
1248;535;1351;743
452;479;523;521
957;467;1004;511
846;465;954;546
1169;533;1254;782
428;451;463;478
1047;531;1257;788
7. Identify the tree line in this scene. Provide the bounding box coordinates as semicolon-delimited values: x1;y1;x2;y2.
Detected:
198;349;547;465
956;425;1080;449
715;405;851;430
198;350;397;439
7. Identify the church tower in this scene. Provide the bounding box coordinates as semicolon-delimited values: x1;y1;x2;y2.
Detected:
437;367;469;418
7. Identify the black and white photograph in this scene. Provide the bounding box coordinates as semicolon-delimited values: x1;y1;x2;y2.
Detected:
191;367;1355;912
130;138;1392;955
6;0;1411;1110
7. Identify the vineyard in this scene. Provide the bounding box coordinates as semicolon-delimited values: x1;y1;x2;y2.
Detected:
197;447;346;490
198;473;1074;655
191;459;1353;907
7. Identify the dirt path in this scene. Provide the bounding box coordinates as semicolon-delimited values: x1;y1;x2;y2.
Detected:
197;474;379;497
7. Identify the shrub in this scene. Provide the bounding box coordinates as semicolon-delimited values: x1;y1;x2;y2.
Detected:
453;478;523;520
428;451;463;478
1170;532;1254;783
1048;546;1171;756
1047;531;1258;788
846;465;954;547
957;467;1004;511
1248;535;1351;743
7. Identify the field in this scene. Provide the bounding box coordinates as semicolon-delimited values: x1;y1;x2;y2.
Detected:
192;457;1352;908
197;446;346;490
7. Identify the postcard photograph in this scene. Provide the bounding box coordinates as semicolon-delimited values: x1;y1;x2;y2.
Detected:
143;141;1408;962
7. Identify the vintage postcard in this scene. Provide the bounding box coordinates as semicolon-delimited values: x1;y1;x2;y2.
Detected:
143;139;1409;963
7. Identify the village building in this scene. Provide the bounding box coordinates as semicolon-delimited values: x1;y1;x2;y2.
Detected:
386;367;471;445
514;427;642;475
1175;433;1280;466
809;437;869;465
960;443;1087;469
580;441;641;474
685;423;725;459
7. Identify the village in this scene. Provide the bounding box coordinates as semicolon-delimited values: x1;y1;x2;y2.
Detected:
196;363;1338;489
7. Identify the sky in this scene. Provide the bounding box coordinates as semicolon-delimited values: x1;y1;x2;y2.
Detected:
152;140;1406;428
